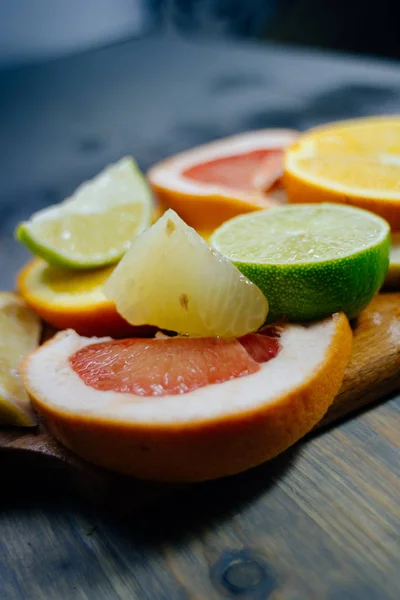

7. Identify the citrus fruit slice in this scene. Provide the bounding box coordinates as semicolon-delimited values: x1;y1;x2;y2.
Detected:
0;293;41;426
21;313;352;481
148;129;297;229
211;203;390;323
16;157;153;269
384;233;400;289
104;209;269;338
284;116;400;230
17;258;149;338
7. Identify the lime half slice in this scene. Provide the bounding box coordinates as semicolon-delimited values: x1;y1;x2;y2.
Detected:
16;157;153;269
211;203;390;322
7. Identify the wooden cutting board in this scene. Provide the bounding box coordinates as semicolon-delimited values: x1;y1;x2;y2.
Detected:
1;292;399;505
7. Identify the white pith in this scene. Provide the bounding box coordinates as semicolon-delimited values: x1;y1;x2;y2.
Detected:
24;316;338;426
148;129;297;198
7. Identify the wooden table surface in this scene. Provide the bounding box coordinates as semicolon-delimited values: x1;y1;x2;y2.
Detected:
1;33;399;600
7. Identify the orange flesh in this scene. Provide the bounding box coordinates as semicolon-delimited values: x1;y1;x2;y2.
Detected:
70;333;280;397
182;149;284;191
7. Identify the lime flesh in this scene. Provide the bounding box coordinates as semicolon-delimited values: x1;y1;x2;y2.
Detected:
211;203;390;322
16;157;153;269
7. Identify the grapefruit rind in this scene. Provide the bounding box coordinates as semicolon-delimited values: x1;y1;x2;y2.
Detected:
21;313;352;481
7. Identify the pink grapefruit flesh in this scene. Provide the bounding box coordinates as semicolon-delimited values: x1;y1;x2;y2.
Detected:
183;149;284;192
70;333;280;397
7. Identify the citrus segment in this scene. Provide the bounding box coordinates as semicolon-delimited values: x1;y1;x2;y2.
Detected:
0;293;41;426
16;157;153;268
70;333;279;397
284;116;400;230
21;314;352;481
148;129;297;229
104;209;269;338
17;259;146;338
211;203;390;322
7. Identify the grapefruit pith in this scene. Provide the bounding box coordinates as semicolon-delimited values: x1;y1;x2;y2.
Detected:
148;129;297;229
21;313;352;482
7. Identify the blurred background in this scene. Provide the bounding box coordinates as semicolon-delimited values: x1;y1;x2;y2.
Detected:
1;0;400;67
1;0;400;286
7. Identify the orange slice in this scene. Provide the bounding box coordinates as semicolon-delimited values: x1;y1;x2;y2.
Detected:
17;259;149;338
148;129;297;229
21;314;352;482
284;116;400;231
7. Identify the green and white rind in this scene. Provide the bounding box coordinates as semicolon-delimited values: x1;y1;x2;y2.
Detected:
233;241;389;322
211;204;390;323
16;157;153;269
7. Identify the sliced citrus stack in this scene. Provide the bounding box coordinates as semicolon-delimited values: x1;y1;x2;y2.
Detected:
385;233;400;289
148;129;297;229
104;209;268;338
16;157;153;269
211;203;390;322
285;116;400;230
0;293;41;426
17;259;151;338
21;313;352;481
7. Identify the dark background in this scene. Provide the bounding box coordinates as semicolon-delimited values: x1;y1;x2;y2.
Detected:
1;0;400;68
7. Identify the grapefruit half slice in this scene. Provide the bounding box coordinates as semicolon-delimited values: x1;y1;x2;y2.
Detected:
148;129;297;229
21;314;352;482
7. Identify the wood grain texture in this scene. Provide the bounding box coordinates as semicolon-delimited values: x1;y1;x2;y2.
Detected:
2;396;399;600
318;291;400;426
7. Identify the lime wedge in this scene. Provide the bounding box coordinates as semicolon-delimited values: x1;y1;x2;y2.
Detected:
104;209;268;337
16;157;153;269
211;203;390;322
0;293;41;426
384;233;400;289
